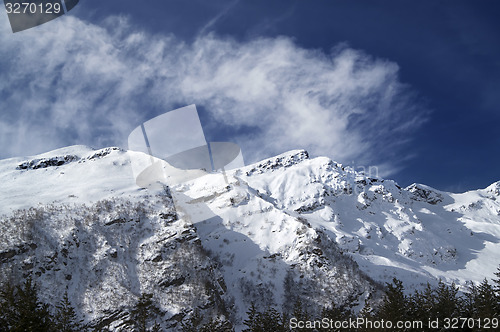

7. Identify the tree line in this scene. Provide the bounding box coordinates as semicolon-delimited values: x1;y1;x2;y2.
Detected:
0;277;163;332
240;266;500;331
1;267;499;331
0;276;81;332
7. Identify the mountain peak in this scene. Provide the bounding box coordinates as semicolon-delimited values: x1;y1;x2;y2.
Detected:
242;149;309;176
405;183;444;204
486;181;500;196
15;147;124;171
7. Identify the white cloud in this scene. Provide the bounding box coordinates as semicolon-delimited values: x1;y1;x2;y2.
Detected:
0;15;427;175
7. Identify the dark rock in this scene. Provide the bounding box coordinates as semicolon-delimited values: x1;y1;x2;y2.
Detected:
159;276;185;288
105;218;127;226
312;248;323;256
159;212;178;223
22;262;34;270
152;254;162;262
0;249;17;262
17;155;79;170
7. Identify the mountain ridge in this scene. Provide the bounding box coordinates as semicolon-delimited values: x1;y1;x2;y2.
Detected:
0;145;499;330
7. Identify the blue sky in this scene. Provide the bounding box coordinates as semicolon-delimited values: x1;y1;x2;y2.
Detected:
0;0;499;192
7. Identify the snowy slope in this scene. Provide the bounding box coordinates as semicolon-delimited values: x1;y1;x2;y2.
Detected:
0;146;499;329
229;152;500;289
0;146;142;215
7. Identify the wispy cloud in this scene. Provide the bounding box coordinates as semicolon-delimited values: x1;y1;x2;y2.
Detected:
197;0;241;37
0;15;427;175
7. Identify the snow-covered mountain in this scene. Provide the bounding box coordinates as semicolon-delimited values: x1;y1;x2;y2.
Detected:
0;146;499;330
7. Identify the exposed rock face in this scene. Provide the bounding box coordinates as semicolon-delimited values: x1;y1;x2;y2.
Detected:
17;155;80;170
0;196;230;330
406;183;444;204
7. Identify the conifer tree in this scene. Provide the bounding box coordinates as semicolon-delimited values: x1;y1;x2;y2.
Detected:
409;282;435;322
472;279;499;319
359;299;373;320
357;299;376;332
54;290;82;332
260;306;287;332
375;278;409;329
243;303;288;332
292;298;310;327
434;280;460;320
0;283;17;331
281;299;309;332
128;293;161;332
493;264;500;315
13;276;53;332
243;302;260;331
493;264;500;302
